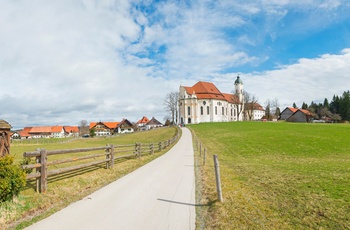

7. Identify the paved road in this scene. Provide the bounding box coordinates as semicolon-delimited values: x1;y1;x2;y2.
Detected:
25;127;195;230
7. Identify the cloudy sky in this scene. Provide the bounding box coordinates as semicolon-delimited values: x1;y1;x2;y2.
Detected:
1;0;350;129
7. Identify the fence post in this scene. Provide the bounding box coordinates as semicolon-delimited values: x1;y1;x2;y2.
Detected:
110;144;115;169
213;154;223;202
204;148;206;165
106;144;110;169
158;142;162;152
134;143;138;158
150;143;154;155
138;143;141;158
35;148;40;193
40;149;47;193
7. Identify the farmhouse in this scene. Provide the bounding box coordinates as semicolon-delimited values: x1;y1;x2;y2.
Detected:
89;119;134;136
244;102;266;121
145;117;163;130
279;107;312;122
16;126;80;139
179;76;244;124
136;116;150;130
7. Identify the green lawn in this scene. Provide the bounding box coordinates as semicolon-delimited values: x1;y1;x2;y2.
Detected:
1;127;178;229
190;122;350;229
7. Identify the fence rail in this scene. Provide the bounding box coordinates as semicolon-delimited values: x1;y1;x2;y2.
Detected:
22;129;181;193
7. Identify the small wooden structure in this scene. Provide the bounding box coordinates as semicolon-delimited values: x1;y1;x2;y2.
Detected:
0;119;12;157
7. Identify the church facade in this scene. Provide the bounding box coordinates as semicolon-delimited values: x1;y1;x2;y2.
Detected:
179;76;244;124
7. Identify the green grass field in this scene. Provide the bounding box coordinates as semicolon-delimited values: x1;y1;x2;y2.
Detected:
190;122;350;229
1;127;178;229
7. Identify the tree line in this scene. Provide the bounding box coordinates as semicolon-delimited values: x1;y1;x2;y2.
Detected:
295;90;350;122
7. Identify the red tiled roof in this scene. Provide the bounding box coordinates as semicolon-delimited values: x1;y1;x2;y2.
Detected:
90;122;119;129
184;81;231;102
18;130;30;137
51;126;63;133
64;126;79;133
222;93;240;104
299;109;312;116
29;126;52;133
137;116;150;124
288;107;299;113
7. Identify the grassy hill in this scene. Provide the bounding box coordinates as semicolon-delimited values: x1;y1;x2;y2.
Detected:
190;122;349;229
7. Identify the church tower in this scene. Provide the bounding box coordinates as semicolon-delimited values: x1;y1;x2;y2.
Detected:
235;75;243;102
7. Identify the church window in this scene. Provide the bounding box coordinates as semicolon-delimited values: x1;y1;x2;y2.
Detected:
222;107;224;115
188;107;191;115
200;106;203;115
207;106;209;115
215;106;217;115
231;109;233;116
203;101;206;105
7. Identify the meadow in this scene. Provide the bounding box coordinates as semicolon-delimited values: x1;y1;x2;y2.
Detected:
1;127;178;229
190;122;350;229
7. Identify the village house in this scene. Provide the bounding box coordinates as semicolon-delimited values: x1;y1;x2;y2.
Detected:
136;116;150;130
179;76;244;124
244;102;266;121
279;107;312;122
89;122;119;136
115;119;134;134
145;117;163;130
15;126;80;139
89;119;134;136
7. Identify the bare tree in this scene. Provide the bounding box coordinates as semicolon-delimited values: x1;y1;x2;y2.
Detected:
79;120;89;136
243;91;258;120
164;92;179;125
271;98;280;117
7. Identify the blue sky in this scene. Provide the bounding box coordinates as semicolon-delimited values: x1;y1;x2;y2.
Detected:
1;0;350;129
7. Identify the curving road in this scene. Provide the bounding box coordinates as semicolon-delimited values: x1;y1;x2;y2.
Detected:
25;127;196;230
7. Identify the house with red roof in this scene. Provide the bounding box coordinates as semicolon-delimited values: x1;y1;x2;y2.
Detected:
146;117;163;130
286;109;312;122
89;121;120;136
29;126;52;138
280;107;313;122
52;126;65;138
244;102;266;121
179;76;244;124
64;126;80;137
115;119;134;134
137;116;150;129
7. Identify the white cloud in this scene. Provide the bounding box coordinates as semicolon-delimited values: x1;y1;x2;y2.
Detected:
0;0;349;128
242;49;350;107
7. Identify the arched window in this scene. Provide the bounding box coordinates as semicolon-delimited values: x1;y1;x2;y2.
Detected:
215;106;217;115
207;106;210;115
187;106;191;115
222;107;224;115
200;106;203;115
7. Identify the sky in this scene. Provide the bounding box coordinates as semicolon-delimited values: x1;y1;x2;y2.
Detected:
1;0;350;129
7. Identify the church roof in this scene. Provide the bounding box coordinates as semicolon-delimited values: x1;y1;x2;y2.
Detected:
183;81;239;103
184;81;227;100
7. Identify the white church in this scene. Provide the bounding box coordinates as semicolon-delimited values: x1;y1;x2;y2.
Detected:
179;76;245;125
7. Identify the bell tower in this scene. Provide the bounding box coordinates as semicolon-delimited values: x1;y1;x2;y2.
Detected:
234;75;243;102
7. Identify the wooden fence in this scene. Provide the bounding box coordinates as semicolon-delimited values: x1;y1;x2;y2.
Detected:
22;130;180;193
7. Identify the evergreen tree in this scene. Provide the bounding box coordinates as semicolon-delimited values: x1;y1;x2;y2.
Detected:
293;102;297;108
301;102;308;109
323;98;329;109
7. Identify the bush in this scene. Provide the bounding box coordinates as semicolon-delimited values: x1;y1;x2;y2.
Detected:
0;155;26;202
